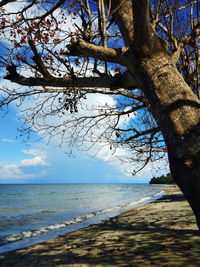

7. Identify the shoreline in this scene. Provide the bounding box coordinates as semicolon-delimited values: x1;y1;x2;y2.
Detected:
0;184;167;254
1;185;200;266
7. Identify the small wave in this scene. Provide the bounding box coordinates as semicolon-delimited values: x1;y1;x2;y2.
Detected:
5;213;97;243
5;191;164;244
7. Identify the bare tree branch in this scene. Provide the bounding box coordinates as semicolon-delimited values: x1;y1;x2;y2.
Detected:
125;127;160;141
4;66;138;90
0;0;15;8
62;39;129;66
28;39;52;78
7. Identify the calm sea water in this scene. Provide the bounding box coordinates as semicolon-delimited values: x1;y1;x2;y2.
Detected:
0;183;165;253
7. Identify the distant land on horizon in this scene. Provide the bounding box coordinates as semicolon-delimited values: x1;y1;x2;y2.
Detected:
149;173;175;184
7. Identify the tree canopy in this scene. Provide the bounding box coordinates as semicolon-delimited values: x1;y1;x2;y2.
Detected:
0;0;199;176
149;173;175;184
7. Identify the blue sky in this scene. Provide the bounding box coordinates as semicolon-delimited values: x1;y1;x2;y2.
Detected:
0;1;170;184
0;102;160;184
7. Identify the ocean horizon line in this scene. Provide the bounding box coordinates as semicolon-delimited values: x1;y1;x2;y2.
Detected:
0;182;151;185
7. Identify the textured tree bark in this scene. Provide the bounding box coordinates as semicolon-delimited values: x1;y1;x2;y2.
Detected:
130;50;200;229
121;0;200;230
169;154;200;230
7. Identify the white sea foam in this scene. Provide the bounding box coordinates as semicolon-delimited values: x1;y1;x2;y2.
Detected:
5;190;165;244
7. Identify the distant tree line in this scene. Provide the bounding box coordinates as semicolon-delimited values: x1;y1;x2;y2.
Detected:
149;173;175;184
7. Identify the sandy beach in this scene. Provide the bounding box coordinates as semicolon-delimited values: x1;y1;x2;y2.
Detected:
1;185;200;266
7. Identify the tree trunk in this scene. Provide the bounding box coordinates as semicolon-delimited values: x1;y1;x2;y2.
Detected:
169;153;200;230
130;51;200;229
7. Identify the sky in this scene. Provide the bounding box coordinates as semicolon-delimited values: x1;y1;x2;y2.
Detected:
0;1;170;184
0;105;141;184
0;100;169;184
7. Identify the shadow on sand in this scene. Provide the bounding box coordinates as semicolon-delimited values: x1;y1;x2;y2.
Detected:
1;193;200;266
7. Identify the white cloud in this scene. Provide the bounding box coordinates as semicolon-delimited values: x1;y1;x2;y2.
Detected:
22;149;39;155
0;146;49;179
12;90;148;180
20;147;49;167
20;156;49;166
22;148;48;159
5;1;27;12
95;145;131;175
0;163;48;179
0;164;22;178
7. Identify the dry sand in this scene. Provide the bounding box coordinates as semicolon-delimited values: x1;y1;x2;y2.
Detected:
0;185;200;266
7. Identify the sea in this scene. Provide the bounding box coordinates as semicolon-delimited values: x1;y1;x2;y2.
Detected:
0;183;166;254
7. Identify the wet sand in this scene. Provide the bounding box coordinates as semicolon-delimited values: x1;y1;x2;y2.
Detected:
0;185;200;266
